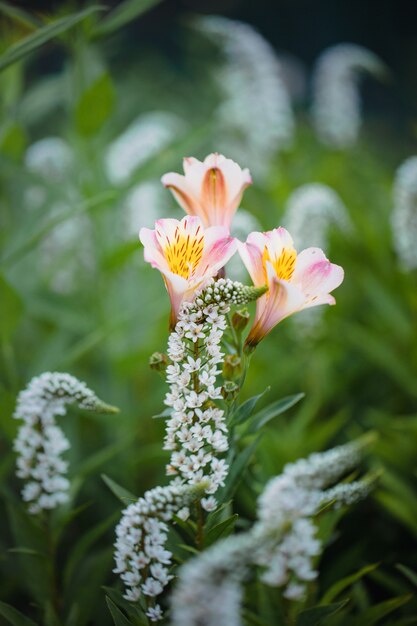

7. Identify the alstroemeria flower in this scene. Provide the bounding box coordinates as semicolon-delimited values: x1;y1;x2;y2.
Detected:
161;153;252;229
140;216;236;326
238;227;344;348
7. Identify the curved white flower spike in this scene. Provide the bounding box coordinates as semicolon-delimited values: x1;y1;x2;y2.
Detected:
238;227;344;347
13;372;118;514
140;216;237;326
161;153;252;229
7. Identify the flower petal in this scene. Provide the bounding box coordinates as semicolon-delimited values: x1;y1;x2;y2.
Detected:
245;275;305;347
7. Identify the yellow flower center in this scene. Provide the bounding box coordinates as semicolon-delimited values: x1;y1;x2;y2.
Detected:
263;245;297;283
163;225;205;279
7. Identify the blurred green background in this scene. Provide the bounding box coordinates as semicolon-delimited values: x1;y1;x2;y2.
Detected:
1;0;417;624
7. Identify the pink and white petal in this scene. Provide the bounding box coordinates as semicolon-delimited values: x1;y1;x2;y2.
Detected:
219;157;251;202
237;240;266;286
265;227;295;259
245;278;305;347
183;156;202;175
161;173;202;217
200;166;228;216
198;236;237;278
203;225;231;250
139;227;169;271
296;257;344;299
160;271;189;328
302;293;336;310
293;247;329;279
246;231;268;253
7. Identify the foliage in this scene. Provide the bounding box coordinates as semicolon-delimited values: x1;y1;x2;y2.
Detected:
0;2;416;625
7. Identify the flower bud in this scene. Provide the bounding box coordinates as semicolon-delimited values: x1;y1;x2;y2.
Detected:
222;380;240;401
232;307;250;332
222;354;242;380
149;352;169;372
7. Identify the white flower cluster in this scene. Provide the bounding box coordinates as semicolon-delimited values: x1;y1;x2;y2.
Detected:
195;16;294;178
13;372;117;514
114;482;206;621
25;137;73;182
164;278;265;504
312;44;386;149
391;157;417;270
123;181;169;235
284;183;349;252
170;439;374;626
105;112;185;185
171;534;254;626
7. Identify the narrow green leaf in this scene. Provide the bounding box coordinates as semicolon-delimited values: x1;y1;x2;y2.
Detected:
106;597;134;626
396;564;417;588
321;563;379;604
94;0;162;37
296;600;349;626
246;393;305;434
0;601;38;626
0;273;23;341
231;387;270;426
0;1;41;29
204;514;238;546
64;513;119;587
350;595;412;626
75;72;115;136
0;6;106;72
219;436;262;501
101;474;137;504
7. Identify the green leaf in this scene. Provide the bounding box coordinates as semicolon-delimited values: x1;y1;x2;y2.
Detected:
106;597;134;626
396;564;417;588
0;1;41;29
0;602;38;626
0;122;27;160
6;503;49;603
295;600;349;626
101;474;137;504
75;72;115;136
0;273;23;341
64;512;119;587
246;393;305;434
0;6;106;72
218;436;262;502
350;595;412;626
94;0;162;37
231;387;270;426
321;563;379;604
204;514;238;546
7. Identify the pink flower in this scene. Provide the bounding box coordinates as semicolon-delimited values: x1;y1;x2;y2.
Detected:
140;216;236;327
238;227;344;348
161;153;252;229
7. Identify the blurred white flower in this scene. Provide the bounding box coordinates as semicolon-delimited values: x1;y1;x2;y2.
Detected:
195;16;294;178
123;181;168;236
25;137;73;181
391;156;417;270
312;44;387;148
171;439;373;626
284;183;349;251
40;203;94;294
227;209;262;281
105;112;185;185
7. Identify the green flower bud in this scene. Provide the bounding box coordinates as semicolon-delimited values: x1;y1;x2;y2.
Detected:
149;352;169;372
222;380;240;400
232;307;250;332
222;354;242;380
